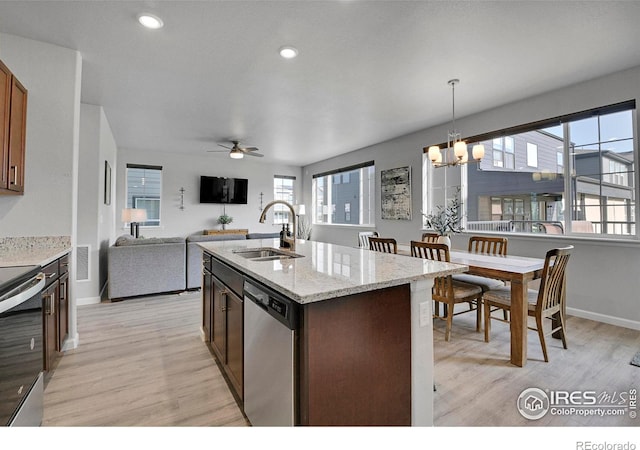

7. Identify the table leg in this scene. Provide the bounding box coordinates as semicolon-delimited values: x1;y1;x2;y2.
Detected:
410;278;434;426
510;278;527;367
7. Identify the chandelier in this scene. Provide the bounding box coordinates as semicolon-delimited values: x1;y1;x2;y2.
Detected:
427;79;485;168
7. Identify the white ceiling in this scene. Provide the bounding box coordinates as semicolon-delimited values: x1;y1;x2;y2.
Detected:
1;1;640;166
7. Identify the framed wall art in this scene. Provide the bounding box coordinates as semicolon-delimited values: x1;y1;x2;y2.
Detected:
381;166;411;220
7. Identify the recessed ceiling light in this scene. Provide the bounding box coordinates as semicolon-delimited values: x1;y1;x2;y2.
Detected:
279;46;298;59
138;13;164;30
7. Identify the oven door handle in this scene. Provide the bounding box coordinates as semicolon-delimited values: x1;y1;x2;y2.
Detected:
0;273;46;314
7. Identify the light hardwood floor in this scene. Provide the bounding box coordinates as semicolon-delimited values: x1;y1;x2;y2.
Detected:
43;291;248;426
43;292;640;426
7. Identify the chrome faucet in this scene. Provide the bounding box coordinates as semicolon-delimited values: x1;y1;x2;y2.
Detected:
259;200;297;251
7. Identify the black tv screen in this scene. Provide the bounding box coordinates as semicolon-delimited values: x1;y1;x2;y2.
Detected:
200;176;248;204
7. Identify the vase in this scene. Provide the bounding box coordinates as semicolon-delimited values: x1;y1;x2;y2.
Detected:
222;224;226;230
437;235;451;248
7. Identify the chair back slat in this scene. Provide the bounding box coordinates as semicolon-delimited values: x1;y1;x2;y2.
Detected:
358;231;379;249
369;237;397;254
468;236;508;255
421;232;440;243
410;241;452;297
537;246;573;313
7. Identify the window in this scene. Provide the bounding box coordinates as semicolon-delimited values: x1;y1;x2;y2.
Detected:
273;175;296;224
505;137;515;169
126;164;162;226
312;161;375;226
526;143;538;167
491;137;515;169
450;101;636;238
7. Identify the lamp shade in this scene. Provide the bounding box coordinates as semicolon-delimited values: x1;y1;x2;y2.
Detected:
428;146;441;162
122;208;148;223
293;204;306;215
472;144;485;160
454;141;467;159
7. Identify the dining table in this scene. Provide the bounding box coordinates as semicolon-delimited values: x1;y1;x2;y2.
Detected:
397;244;546;367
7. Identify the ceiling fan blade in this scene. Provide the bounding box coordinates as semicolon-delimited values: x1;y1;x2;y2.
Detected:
207;149;230;152
218;143;232;150
243;152;264;157
239;146;259;152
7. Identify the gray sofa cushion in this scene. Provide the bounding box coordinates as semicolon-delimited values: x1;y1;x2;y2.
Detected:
115;234;135;246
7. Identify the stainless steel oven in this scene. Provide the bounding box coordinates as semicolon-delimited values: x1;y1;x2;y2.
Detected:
0;265;46;426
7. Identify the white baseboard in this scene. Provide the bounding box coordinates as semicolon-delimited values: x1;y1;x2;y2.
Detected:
76;296;101;306
567;307;640;331
62;332;79;351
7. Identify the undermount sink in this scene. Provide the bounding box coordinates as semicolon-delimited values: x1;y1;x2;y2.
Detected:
233;247;304;261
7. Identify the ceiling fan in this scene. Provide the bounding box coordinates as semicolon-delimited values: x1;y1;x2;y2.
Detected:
208;140;264;159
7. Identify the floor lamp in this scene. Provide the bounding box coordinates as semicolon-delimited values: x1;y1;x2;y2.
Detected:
122;208;148;238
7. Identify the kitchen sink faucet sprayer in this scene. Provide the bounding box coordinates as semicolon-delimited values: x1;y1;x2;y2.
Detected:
259;200;297;251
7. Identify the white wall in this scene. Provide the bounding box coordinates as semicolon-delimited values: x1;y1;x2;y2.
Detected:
0;33;80;236
76;104;117;305
0;33;82;347
116;148;302;237
302;65;640;329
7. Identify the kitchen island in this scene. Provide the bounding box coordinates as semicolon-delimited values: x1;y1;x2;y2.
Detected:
198;238;467;426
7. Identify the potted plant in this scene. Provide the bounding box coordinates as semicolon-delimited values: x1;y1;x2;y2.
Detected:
422;193;463;247
217;213;233;230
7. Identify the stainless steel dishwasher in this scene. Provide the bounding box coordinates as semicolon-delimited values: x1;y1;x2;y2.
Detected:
243;279;297;426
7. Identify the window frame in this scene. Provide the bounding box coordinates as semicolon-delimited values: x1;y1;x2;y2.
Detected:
312;161;375;227
423;100;638;240
273;175;296;225
125;164;162;228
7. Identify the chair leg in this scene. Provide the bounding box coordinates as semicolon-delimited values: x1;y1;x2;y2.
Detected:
476;297;482;332
558;310;568;350
484;301;491;342
535;314;549;362
445;303;454;341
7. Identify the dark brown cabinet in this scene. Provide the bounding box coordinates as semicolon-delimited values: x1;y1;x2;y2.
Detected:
42;281;58;373
202;253;244;402
41;253;70;379
0;59;27;195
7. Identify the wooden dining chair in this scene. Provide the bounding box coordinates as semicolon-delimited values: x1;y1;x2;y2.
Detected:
410;241;483;341
369;237;397;254
483;246;573;362
453;236;508;293
358;231;378;249
468;236;508;255
421;232;439;243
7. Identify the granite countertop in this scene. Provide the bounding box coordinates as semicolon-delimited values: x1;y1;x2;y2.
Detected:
198;238;467;304
0;236;72;268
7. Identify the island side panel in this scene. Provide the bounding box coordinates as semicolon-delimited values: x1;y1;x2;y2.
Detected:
298;284;411;426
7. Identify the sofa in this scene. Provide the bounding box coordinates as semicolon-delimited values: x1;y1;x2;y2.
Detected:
108;235;187;300
108;232;280;299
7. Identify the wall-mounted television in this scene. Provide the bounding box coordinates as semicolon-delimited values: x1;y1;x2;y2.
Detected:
199;176;248;204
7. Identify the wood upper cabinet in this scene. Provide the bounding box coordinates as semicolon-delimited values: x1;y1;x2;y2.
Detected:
0;58;27;195
0;60;11;190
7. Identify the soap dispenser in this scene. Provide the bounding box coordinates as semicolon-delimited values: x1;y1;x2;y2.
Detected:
279;224;286;248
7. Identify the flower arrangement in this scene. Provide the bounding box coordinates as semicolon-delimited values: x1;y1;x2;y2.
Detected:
422;193;463;237
217;214;233;229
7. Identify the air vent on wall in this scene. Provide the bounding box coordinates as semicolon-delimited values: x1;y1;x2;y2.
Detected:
76;245;89;281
